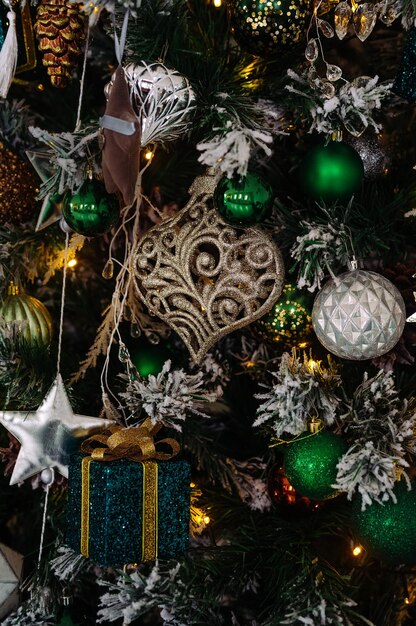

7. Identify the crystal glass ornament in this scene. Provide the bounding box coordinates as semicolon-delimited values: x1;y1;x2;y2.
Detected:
312;269;406;360
305;38;319;61
321;80;336;98
318;18;335;37
313;78;336;98
343;112;367;137
334;1;351;39
102;259;114;280
326;63;342;82
353;3;377;41
379;0;400;24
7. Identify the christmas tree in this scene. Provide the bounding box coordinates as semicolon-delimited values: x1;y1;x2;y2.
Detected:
0;0;415;624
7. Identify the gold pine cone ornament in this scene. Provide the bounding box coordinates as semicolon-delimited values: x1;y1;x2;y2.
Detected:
34;0;86;88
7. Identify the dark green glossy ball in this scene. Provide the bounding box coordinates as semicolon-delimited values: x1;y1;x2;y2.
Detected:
352;481;416;565
62;179;119;236
284;429;347;500
229;0;311;57
300;142;364;203
130;342;171;378
214;173;273;226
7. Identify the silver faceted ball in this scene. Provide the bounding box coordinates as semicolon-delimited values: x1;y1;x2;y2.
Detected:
312;270;406;360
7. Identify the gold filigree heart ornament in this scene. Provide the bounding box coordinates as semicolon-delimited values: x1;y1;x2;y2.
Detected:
132;172;285;363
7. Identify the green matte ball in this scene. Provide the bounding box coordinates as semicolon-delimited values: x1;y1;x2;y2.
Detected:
283;429;347;500
214;173;273;226
131;342;171;378
300;142;364;203
352;481;416;565
62;179;119;236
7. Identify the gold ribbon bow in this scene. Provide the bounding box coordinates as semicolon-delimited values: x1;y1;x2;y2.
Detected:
79;418;180;562
80;417;180;462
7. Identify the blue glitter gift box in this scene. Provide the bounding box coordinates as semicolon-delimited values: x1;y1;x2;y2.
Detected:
392;27;416;103
66;455;190;567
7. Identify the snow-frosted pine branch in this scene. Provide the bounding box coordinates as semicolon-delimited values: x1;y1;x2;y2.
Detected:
254;352;341;438
121;360;220;430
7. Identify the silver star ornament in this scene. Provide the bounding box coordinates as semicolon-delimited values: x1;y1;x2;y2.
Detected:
0;374;114;485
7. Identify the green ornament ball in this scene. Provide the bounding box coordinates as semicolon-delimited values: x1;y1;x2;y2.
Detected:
0;281;53;347
299;142;364;203
57;610;80;626
229;0;311;57
213;172;273;226
283;429;347;500
62;179;119;237
352;481;416;565
255;283;312;350
130;341;172;378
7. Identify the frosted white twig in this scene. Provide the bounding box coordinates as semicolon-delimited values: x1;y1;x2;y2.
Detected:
286;69;391;136
50;545;89;582
28;125;100;199
290;219;350;292
335;371;416;508
121;360;220;429
254;352;341;437
197;124;273;178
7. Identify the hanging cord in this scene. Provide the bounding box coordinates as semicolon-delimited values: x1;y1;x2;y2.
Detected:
112;10;130;65
37;469;55;571
57;233;70;375
75;25;91;133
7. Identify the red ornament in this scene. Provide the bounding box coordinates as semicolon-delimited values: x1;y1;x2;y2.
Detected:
268;464;316;520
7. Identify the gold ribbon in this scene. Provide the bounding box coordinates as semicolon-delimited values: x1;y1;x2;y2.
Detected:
80;417;180;462
80;419;179;561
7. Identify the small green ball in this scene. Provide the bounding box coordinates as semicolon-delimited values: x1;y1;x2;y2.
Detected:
300;142;364;203
284;429;347;500
62;179;119;236
130;342;171;378
214;173;273;226
352;481;416;565
255;283;312;349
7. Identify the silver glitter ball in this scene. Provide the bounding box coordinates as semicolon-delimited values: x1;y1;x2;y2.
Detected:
312;270;406;360
346;133;390;180
105;62;197;146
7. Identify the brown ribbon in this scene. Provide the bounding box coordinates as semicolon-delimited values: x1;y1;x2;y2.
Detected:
80;417;180;462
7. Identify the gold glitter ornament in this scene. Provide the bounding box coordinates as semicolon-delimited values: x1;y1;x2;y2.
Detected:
229;0;312;57
0;140;38;224
132;172;285;363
